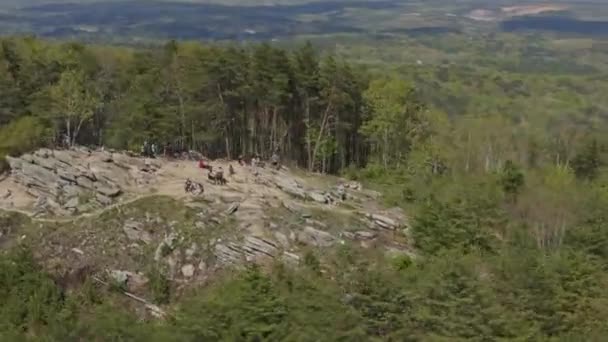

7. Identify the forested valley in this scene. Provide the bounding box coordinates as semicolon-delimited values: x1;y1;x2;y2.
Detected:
2;36;608;340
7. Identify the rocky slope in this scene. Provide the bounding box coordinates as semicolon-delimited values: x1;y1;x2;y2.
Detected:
0;147;412;314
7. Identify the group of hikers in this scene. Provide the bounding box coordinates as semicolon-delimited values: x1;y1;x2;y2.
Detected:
141;140;159;158
237;150;281;170
183;151;282;195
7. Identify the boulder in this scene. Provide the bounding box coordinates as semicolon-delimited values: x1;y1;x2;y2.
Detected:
96;193;113;206
274;231;290;248
95;182;121;197
185;243;198;260
282;251;300;265
365;213;398;230
305;218;327;229
123;221;152;244
345;181;362;191
297;226;336;247
181;264;195;278
307;191;327;204
109;270;130;286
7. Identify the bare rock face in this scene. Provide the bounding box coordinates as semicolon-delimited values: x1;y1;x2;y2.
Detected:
214;235;280;266
6;148;127;211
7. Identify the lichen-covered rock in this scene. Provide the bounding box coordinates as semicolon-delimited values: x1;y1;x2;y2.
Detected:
123;221;152;244
298;226;336;247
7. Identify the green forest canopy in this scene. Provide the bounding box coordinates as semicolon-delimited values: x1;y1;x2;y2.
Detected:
1;35;608;340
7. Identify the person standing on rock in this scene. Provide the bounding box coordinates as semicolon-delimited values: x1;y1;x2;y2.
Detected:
141;140;150;157
337;184;346;201
151;143;158;157
271;150;280;170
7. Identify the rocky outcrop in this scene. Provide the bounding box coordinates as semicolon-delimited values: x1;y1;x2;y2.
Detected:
274;177;306;199
6;148;129;210
297;226;336;247
214;235;280;266
364;212;401;230
342;230;377;241
307;191;329;204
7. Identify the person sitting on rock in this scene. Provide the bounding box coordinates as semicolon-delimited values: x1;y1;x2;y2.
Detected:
192;181;204;195
198;158;212;172
185;178;193;193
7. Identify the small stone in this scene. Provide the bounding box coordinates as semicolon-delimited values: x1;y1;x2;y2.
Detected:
181;264;195;278
71;247;84;255
185;243;198;259
109;270;129;286
64;197;79;209
225;202;240;215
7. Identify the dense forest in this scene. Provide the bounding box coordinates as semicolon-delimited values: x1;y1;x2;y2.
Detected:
0;37;374;173
2;35;608;340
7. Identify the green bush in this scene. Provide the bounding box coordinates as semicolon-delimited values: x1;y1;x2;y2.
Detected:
0;116;50;171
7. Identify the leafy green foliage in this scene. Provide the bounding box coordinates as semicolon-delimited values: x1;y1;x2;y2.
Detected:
147;266;171;305
0;116;50;170
2;31;608;341
0;247;64;334
500;160;525;201
572;139;603;180
412;196;501;255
